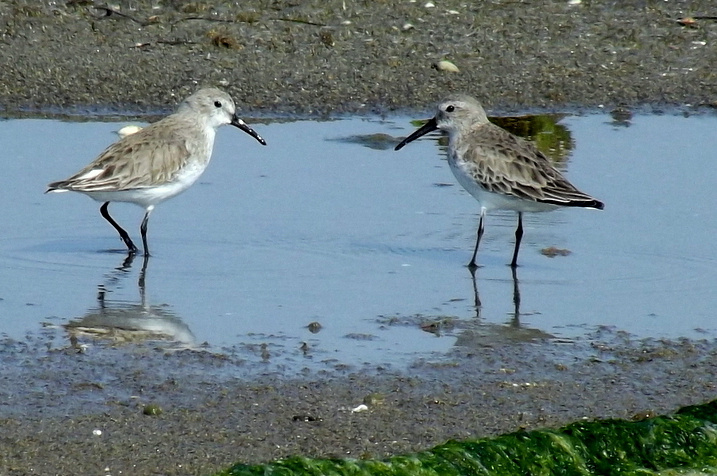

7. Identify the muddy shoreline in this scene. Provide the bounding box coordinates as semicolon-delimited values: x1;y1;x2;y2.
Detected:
2;1;717;117
3;331;717;476
2;1;717;475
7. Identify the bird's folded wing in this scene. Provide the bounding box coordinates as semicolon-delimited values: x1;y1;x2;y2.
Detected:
49;136;191;192
466;126;598;206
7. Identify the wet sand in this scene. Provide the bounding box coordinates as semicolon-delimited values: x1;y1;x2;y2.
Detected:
2;1;717;475
1;1;716;116
3;331;717;476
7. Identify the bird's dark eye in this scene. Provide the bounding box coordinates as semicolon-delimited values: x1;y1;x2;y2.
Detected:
446;105;455;112
214;101;222;108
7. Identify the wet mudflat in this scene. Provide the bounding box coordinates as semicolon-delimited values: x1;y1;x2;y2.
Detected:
1;1;716;115
2;112;717;475
3;332;717;476
3;1;717;474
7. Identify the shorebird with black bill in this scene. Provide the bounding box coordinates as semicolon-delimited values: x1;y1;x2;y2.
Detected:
47;88;266;256
395;94;603;268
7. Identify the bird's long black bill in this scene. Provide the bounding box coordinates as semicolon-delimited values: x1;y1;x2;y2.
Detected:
231;115;267;145
394;117;438;151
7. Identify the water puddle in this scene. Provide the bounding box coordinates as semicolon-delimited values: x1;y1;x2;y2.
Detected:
1;111;716;371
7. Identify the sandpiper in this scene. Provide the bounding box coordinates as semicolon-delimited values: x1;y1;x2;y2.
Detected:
47;88;266;256
395;94;603;268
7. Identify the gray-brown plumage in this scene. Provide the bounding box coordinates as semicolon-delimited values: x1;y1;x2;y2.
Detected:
47;88;267;255
51;125;195;192
395;94;603;268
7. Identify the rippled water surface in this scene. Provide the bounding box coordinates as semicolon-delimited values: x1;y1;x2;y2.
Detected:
1;111;716;369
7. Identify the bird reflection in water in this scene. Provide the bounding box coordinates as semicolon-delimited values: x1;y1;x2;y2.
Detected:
470;266;521;326
453;267;553;347
64;254;195;347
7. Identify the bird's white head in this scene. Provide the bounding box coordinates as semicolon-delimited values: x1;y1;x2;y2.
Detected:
178;88;266;145
180;88;237;129
434;94;489;133
395;94;489;151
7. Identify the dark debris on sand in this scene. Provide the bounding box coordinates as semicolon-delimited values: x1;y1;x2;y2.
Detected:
1;1;717;117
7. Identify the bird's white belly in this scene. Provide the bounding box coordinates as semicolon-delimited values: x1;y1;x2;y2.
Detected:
448;158;558;213
84;161;208;209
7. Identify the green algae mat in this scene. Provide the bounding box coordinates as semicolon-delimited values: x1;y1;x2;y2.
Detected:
215;399;717;476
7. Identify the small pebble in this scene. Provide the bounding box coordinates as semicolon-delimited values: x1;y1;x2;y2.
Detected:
307;321;322;333
433;60;460;73
143;404;163;416
540;246;571;258
117;125;142;138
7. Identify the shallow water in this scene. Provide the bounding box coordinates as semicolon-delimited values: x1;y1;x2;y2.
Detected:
1;112;716;370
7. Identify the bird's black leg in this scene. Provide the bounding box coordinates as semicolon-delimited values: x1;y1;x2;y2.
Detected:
468;211;485;269
468;264;481;317
100;202;138;253
510;265;521;324
140;208;153;257
510;212;523;268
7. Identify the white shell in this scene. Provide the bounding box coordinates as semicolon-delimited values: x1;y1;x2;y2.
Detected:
117;124;143;138
434;60;460;73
